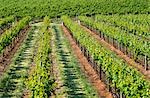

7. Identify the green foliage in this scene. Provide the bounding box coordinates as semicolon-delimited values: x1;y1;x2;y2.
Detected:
43;16;50;27
0;16;31;54
41;16;50;32
61;16;150;98
0;16;15;27
0;0;149;18
95;14;150;39
78;16;150;59
26;16;55;98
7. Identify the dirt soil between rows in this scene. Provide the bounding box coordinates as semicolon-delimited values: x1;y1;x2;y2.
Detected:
62;25;113;98
80;24;150;80
0;26;30;76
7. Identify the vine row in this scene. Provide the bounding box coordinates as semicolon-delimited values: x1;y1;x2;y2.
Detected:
78;16;150;70
0;16;31;54
62;16;150;98
26;16;55;98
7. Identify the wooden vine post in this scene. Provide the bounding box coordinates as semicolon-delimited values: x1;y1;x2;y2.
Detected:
144;55;148;70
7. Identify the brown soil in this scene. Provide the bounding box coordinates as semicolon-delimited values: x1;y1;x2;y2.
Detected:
22;90;30;98
62;25;113;98
0;26;30;76
0;29;4;35
80;24;150;80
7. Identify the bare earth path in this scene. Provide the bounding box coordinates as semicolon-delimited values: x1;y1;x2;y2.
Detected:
51;24;99;98
0;27;30;76
80;24;150;80
62;25;113;98
0;27;39;98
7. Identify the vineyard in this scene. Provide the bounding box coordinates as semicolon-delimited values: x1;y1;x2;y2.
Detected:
0;0;150;98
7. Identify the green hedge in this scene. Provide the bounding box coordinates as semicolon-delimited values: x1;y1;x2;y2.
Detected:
62;15;150;98
0;0;149;18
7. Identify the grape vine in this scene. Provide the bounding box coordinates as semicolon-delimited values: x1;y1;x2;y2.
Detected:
62;16;150;98
26;16;55;98
0;16;31;54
